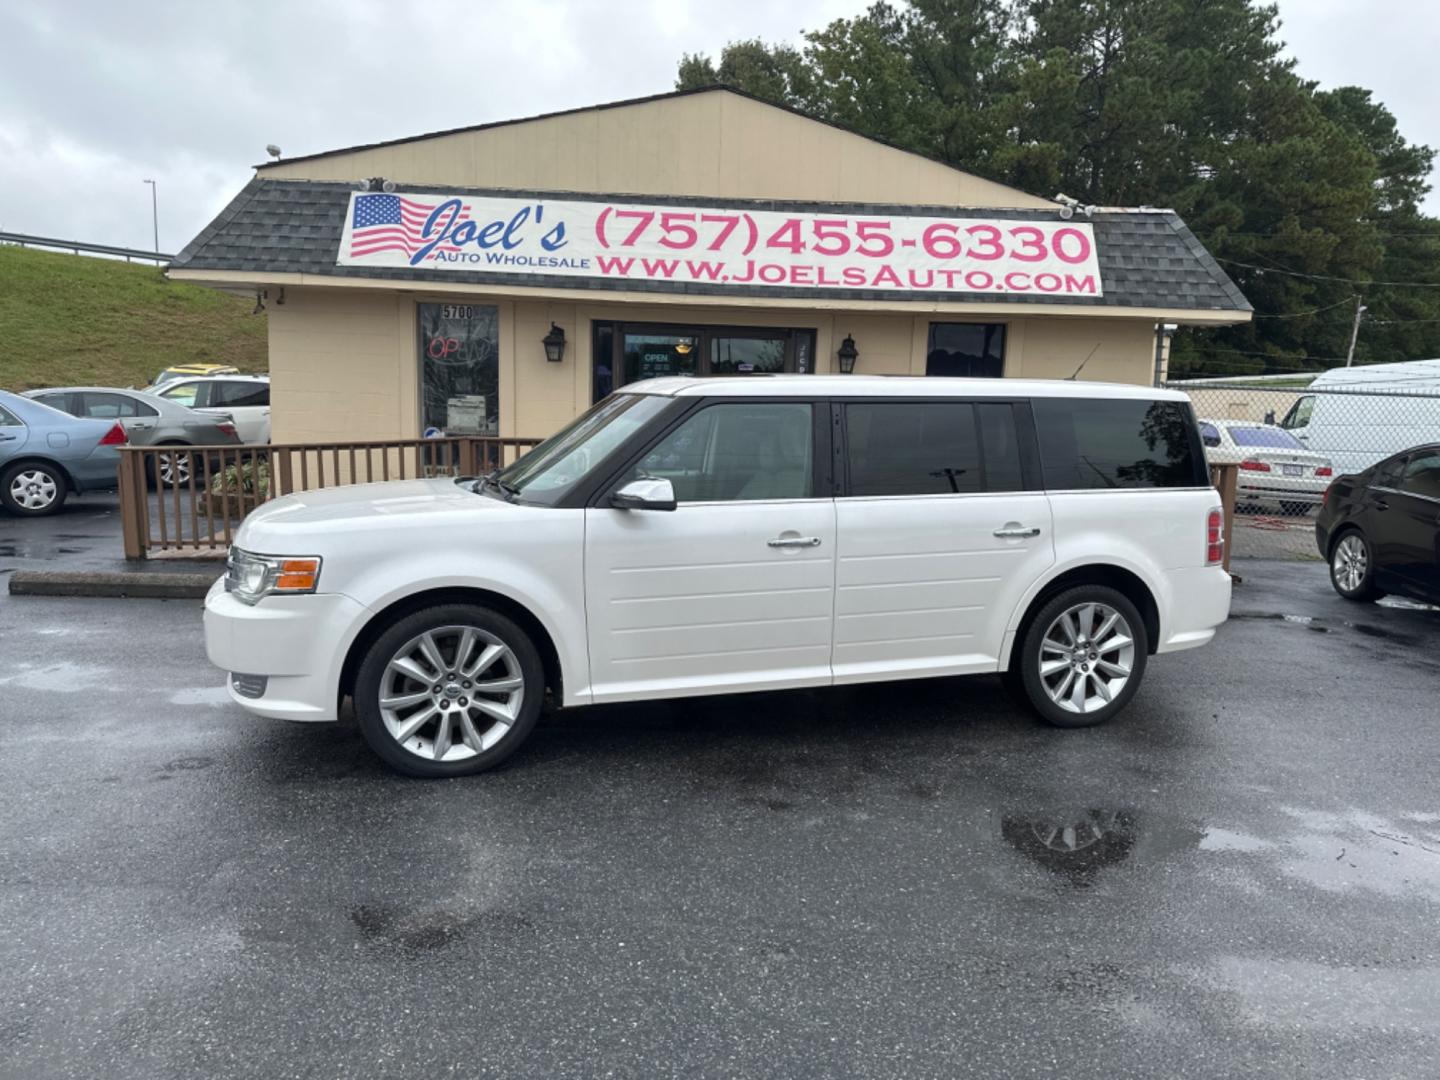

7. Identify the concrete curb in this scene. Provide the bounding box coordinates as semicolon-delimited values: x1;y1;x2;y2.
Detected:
7;570;219;600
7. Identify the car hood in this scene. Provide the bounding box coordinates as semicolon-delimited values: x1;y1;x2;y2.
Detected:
235;478;526;548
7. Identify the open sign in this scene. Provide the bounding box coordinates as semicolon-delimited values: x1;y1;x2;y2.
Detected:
426;336;462;360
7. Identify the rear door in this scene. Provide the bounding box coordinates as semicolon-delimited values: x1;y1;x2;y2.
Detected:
0;401;29;458
76;392;158;442
832;399;1052;683
204;381;270;444
583;399;836;702
1389;449;1440;599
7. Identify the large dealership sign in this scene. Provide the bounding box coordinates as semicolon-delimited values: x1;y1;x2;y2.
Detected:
339;192;1102;297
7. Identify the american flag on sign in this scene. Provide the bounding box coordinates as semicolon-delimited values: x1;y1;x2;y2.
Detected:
348;194;469;259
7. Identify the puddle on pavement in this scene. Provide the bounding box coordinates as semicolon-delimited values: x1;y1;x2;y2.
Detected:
0;661;113;692
169;686;234;708
1230;611;1427;643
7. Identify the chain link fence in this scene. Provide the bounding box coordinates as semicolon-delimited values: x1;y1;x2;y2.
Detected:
1169;378;1440;561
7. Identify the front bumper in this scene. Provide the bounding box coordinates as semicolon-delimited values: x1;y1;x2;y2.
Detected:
203;577;366;721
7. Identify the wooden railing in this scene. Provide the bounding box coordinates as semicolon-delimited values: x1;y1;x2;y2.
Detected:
1209;462;1239;574
117;436;541;560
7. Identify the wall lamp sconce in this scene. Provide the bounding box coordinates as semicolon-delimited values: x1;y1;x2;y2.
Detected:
542;322;567;363
836;333;859;374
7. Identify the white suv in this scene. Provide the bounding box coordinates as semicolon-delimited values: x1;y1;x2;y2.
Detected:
149;374;271;444
204;376;1230;778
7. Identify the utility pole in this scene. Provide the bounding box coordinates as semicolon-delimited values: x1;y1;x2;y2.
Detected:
1345;296;1367;367
142;179;159;254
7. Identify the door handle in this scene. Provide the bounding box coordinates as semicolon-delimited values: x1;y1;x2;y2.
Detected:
994;526;1041;539
1375;499;1389;512
0;433;16;441
767;536;822;548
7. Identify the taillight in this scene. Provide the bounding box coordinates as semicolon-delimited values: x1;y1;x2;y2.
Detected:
216;421;238;438
1239;460;1270;472
98;421;128;446
1315;466;1333;477
1206;508;1224;566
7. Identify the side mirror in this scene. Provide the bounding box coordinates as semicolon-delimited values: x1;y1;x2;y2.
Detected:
610;477;677;512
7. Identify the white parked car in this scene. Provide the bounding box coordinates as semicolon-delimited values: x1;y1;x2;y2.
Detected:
204;376;1232;778
146;374;271;444
1197;417;1333;514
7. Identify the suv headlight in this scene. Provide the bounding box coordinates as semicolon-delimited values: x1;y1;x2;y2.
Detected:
225;548;322;605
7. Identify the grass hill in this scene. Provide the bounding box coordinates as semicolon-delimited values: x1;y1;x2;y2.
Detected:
0;244;267;391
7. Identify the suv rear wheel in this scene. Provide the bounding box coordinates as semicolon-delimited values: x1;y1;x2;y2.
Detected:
354;604;545;778
1016;586;1149;728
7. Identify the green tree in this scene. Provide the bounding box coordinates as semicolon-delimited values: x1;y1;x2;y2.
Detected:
674;0;1440;376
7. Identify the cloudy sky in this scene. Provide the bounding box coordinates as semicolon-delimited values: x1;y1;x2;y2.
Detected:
1;0;1436;254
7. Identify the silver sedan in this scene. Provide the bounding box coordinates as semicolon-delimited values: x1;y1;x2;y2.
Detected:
24;386;241;486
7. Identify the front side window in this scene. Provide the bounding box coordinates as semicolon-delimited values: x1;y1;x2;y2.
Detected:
925;323;1006;378
419;303;499;435
1401;451;1440;500
496;393;671;506
626;403;813;503
1227;425;1305;450
1281;395;1315;430
1032;398;1205;490
159;381;201;407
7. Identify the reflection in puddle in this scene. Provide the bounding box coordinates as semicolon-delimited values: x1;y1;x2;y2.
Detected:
1001;809;1140;885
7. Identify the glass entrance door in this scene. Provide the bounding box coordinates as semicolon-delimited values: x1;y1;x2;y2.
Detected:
595;323;816;401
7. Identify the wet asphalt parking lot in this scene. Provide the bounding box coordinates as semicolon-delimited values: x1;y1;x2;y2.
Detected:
2;523;1440;1078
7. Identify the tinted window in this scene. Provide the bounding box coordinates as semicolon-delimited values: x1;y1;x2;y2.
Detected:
213;381;269;408
1401;451;1440;500
925;323;1005;378
79;392;140;419
31;393;72;414
1372;456;1406;489
1198;422;1221;448
1228;426;1304;450
845;401;1024;495
1032;398;1204;490
631;403;812;502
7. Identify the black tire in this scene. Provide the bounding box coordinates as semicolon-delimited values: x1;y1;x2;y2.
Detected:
354;604;545;778
0;461;68;516
1329;528;1382;602
1015;585;1149;729
1280;501;1312;517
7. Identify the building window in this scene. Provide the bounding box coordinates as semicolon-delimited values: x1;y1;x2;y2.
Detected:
419;303;499;435
926;323;1006;378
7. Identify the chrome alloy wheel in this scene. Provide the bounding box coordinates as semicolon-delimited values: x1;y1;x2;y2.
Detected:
378;625;526;762
157;451;191;486
1037;602;1135;715
1333;534;1367;593
9;468;59;511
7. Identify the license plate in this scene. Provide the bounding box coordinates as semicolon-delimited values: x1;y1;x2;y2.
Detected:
1283;464;1303;477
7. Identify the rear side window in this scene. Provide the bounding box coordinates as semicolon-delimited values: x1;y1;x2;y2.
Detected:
1198;422;1221;448
79;392;142;419
1401;451;1440;500
213;381;269;408
844;401;1024;495
1032;398;1205;490
0;404;22;426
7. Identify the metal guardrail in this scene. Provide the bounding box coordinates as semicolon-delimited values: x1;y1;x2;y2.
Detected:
117;436;542;560
0;231;173;264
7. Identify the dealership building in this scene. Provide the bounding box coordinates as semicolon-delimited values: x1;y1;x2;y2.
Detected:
169;87;1251;443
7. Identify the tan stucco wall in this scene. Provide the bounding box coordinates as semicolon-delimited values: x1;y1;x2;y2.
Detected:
266;288;1161;443
259;90;1053;211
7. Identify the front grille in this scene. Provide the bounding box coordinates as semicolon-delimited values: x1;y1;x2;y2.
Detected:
230;673;268;699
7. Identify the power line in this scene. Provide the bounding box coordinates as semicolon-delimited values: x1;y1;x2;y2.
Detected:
1251;296;1359;319
1216;256;1440;289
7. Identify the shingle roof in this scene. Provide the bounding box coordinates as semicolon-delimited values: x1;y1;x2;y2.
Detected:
171;178;1251;314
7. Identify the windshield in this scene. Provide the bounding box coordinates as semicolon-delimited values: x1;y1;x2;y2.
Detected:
492;392;671;506
1227;425;1305;450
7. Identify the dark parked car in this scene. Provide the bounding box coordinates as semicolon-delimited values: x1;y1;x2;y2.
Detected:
1316;444;1440;604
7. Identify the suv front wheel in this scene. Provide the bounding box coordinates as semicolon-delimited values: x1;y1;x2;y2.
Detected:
1016;586;1149;728
354;604;545;778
